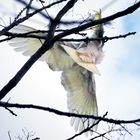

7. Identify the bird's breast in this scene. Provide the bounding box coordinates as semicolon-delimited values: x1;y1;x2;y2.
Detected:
76;47;104;64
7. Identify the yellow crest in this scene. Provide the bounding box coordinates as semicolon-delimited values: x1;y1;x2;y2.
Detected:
94;10;102;20
90;10;102;29
90;10;104;37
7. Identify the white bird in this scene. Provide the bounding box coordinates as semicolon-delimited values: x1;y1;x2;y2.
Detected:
9;11;104;135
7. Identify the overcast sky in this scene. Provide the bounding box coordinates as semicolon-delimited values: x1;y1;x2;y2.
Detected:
0;0;140;140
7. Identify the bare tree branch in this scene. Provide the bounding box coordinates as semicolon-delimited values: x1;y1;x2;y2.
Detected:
16;0;87;25
0;0;66;36
1;30;136;43
4;107;17;116
53;1;140;41
103;32;136;42
67;112;108;140
8;131;12;140
0;101;140;125
15;128;39;140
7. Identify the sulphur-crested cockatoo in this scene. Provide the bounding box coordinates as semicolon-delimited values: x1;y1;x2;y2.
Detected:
9;11;104;135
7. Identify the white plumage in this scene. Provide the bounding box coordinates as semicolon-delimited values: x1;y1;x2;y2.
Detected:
8;11;104;136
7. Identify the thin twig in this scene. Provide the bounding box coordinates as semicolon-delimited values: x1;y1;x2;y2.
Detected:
26;0;34;15
67;112;108;140
16;0;85;25
5;107;17;116
103;32;136;42
0;0;66;36
8;131;12;140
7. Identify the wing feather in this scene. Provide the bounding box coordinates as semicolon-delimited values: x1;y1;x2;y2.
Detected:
9;25;74;71
61;65;98;135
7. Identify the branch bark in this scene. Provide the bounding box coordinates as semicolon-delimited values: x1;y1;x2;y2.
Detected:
0;101;140;125
2;31;136;43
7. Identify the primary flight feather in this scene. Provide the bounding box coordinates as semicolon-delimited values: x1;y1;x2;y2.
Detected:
9;11;104;135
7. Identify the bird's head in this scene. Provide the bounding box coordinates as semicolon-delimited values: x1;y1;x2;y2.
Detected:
90;10;104;38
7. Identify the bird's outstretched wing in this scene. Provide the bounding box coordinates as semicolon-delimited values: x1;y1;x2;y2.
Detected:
61;65;98;135
9;25;74;71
